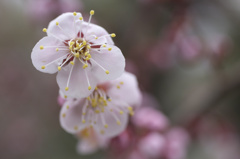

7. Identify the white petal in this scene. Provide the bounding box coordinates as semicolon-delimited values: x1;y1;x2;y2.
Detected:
31;36;67;74
76;139;98;155
90;45;125;82
93;103;129;137
56;60;97;98
107;72;142;107
47;12;82;40
60;99;89;134
81;21;114;45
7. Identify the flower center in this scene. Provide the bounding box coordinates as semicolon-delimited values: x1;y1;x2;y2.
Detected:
68;38;92;63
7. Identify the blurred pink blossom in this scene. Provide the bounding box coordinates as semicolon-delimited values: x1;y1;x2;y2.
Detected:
138;132;166;158
27;0;83;23
132;107;169;131
163;127;190;159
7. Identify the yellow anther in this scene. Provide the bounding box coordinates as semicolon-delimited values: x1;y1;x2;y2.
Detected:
119;111;123;115
117;121;121;125
58;66;61;71
95;110;100;114
90;10;95;15
111;33;116;37
82;113;86;115
105;70;109;74
73;12;77;16
88;86;92;90
90;125;93;128
120;81;124;85
87;54;91;58
69;46;72;50
95;37;98;39
104;102;108;106
79;17;83;20
64;95;67;98
74;126;78;130
76;43;80;47
65;87;69;91
102;44;106;47
100;130;105;135
104;124;108;128
56;48;59;51
42;28;47;32
87;96;90;100
108;98;112;102
70;41;74;46
101;108;105;112
110;109;113;112
84;50;89;55
56;21;59;26
95;87;98;90
82;40;87;46
75;53;80;58
129;111;134;116
94;121;97;124
40;45;44;50
86;57;90;61
41;66;45;69
66;105;69;109
87;45;91;49
82;119;86;123
62;113;66;118
83;64;88;69
128;107;133;111
70;61;74;65
117;85;120;89
108;48;112;51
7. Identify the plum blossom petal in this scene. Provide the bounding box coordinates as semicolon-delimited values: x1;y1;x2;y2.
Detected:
94;101;129;137
47;12;82;40
31;36;67;74
76;128;110;155
90;45;125;82
60;99;88;134
132;107;169;131
56;61;97;98
81;22;114;45
77;139;98;155
107;72;142;107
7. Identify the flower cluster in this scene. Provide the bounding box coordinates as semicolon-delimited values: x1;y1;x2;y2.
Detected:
31;10;141;151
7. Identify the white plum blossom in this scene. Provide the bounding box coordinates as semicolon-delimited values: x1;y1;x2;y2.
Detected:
60;72;142;137
76;127;110;155
31;11;125;98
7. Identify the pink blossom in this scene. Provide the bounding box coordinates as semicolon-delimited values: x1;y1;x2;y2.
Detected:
27;0;83;23
138;132;166;158
60;72;141;138
132;107;169;131
163;127;190;159
31;11;125;98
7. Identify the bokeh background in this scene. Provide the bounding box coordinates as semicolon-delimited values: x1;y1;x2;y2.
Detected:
1;0;240;159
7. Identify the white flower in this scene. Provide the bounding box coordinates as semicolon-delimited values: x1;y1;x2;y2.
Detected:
60;72;142;137
31;11;125;98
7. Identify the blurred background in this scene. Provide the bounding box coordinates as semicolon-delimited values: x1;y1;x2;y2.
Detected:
1;0;240;159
